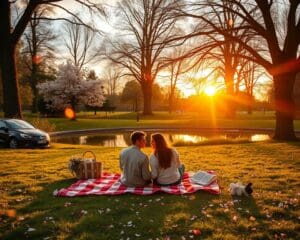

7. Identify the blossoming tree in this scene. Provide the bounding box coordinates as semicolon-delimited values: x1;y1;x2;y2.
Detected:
37;61;105;115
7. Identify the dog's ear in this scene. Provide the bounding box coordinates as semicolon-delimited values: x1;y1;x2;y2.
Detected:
245;183;253;195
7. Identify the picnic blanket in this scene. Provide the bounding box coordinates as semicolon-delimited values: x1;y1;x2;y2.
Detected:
54;172;220;197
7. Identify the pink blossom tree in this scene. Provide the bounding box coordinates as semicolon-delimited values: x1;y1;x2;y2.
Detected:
37;61;105;114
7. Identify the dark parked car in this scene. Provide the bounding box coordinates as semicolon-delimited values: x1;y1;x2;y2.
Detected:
0;119;50;148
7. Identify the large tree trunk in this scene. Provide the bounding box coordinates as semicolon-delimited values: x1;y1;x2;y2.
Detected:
0;46;22;118
0;1;22;118
273;73;297;140
141;81;153;115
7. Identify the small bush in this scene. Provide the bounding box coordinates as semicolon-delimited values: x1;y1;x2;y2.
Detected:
31;118;56;132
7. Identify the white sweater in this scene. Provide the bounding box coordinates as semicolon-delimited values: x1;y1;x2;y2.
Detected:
149;148;181;185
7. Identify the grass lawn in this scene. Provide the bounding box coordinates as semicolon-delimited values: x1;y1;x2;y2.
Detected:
1;142;299;239
19;111;300;131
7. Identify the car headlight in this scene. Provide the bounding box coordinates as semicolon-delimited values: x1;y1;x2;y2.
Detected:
20;133;31;139
45;134;50;141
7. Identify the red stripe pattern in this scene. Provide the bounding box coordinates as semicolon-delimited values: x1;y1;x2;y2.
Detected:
54;172;220;197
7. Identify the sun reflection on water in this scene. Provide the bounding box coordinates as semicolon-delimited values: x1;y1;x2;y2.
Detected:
250;134;271;142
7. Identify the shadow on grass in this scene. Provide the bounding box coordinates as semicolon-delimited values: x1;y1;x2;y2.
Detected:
2;178;222;240
3;178;297;239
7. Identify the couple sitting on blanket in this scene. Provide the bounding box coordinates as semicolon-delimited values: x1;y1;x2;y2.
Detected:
119;131;185;187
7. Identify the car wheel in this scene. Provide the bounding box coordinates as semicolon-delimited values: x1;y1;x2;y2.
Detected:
9;138;18;149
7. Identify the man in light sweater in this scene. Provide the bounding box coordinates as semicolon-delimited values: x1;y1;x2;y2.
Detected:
119;131;151;187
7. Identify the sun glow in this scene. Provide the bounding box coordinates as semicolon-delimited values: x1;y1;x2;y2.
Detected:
204;86;217;96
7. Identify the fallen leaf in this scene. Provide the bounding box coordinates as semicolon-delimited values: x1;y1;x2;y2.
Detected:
27;227;36;232
192;229;201;235
80;210;88;215
17;216;25;221
98;209;104;214
64;202;71;207
6;209;16;218
127;221;133;227
189;195;196;201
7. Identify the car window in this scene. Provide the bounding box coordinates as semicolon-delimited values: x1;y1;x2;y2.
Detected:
0;121;6;128
6;120;35;129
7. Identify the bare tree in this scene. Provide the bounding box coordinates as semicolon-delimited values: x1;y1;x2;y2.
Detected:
103;0;184;115
22;5;57;113
0;0;103;118
165;48;194;113
236;60;267;114
182;0;254;118
63;17;97;71
103;66;122;96
181;0;300;140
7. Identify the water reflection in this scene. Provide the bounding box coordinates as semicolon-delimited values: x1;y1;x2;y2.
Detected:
52;132;271;147
250;134;271;142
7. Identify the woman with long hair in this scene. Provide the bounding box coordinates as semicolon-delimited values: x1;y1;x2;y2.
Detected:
150;133;184;186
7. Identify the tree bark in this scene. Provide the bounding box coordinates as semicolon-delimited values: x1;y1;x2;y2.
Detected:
0;1;22;118
0;45;22;118
273;73;297;140
141;81;153;115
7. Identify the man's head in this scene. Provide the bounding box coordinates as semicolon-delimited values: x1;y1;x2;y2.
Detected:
130;131;146;148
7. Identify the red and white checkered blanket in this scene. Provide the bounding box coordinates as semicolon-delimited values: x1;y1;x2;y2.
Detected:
54;172;220;197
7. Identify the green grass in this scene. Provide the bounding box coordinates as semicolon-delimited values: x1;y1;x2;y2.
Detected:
17;111;300;131
1;142;300;239
1;110;300;131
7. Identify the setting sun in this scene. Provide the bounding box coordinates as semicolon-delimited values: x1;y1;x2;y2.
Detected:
204;86;217;96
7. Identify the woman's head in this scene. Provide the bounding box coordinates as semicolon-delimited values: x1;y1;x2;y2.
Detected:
151;133;168;150
151;133;172;169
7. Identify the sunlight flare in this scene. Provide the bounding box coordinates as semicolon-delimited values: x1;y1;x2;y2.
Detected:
204;86;217;96
64;107;75;119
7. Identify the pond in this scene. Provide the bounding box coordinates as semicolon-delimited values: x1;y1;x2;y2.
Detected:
51;130;273;147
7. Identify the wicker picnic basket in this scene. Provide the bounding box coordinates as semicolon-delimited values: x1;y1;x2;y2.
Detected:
68;151;102;179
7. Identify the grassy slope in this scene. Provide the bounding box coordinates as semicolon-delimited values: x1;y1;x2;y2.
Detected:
1;142;299;240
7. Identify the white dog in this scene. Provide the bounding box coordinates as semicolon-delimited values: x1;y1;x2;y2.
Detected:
229;182;253;196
